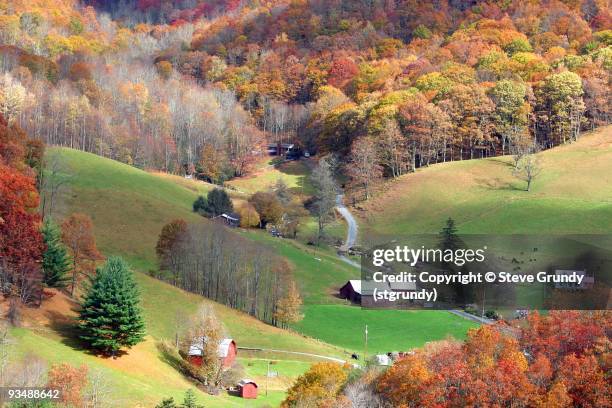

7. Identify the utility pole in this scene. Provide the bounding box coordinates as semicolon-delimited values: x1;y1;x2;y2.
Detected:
364;324;368;363
266;360;270;396
481;286;486;318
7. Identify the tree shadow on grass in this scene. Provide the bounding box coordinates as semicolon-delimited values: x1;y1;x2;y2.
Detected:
474;177;520;191
156;341;187;373
487;157;515;168
46;309;128;358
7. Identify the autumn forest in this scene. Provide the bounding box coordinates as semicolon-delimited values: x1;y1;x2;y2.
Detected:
0;0;610;407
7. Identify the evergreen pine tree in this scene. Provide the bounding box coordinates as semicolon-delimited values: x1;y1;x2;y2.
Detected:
192;196;207;214
439;217;460;251
41;219;71;288
155;398;177;408
206;188;233;217
78;257;145;355
181;389;204;408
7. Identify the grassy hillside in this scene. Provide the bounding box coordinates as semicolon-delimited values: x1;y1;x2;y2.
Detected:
43;148;350;357
10;148;354;407
240;198;477;354
44;148;477;359
362;126;612;238
225;158;315;196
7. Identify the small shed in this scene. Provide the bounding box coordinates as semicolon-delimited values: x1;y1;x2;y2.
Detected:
188;338;237;369
375;354;391;366
213;213;240;228
339;280;362;303
237;379;258;399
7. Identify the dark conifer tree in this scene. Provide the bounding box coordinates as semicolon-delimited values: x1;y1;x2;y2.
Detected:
192;196;207;213
41;219;71;288
78;256;145;355
439;217;460;251
193;188;233;217
181;389;203;408
201;188;233;217
155;398;177;408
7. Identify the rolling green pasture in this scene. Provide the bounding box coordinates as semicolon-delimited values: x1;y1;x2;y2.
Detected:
226;158;315;195
362;126;612;238
9;148;349;407
294;305;477;354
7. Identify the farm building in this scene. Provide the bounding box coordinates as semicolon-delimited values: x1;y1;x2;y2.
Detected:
212;213;240;227
267;142;299;157
237;379;258;399
339;280;362;303
188;338;237;369
340;280;403;307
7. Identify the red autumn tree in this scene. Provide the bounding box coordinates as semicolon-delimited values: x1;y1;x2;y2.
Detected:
47;363;88;408
61;213;101;296
375;312;610;407
327;56;359;90
0;113;44;305
0;163;44;303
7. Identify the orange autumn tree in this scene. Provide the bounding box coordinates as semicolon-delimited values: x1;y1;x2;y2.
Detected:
47;363;88;408
61;213;101;296
376;312;611;407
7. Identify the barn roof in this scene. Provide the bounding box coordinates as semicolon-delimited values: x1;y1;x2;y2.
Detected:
238;379;258;387
343;279;402;295
188;338;235;357
389;281;417;291
347;279;362;294
218;338;235;357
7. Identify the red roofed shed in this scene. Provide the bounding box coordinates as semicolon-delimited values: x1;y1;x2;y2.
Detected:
238;379;258;399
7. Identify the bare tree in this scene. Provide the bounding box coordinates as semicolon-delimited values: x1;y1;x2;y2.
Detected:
5;354;47;387
376;119;409;178
344;376;384;408
181;305;226;386
348;137;382;201
40;153;72;220
158;223;286;325
310;156;338;245
514;153;542;191
84;369;116;408
0;324;12;385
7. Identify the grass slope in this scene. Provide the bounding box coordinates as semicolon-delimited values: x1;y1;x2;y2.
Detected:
43;148;478;365
362;126;612;237
293;305;475;353
241;216;477;354
11;148;352;407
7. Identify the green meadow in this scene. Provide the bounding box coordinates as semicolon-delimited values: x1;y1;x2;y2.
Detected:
9;148;345;407
29;126;610;406
362;126;612;237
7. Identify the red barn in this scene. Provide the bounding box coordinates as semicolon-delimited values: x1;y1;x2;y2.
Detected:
187;338;237;369
237;379;258;399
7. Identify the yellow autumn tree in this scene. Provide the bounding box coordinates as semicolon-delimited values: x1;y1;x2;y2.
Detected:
274;280;303;328
282;362;350;408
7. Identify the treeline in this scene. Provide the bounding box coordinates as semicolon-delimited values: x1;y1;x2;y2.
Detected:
155;220;301;326
1;1;610;188
177;0;609;191
281;311;611;407
0;1;262;176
